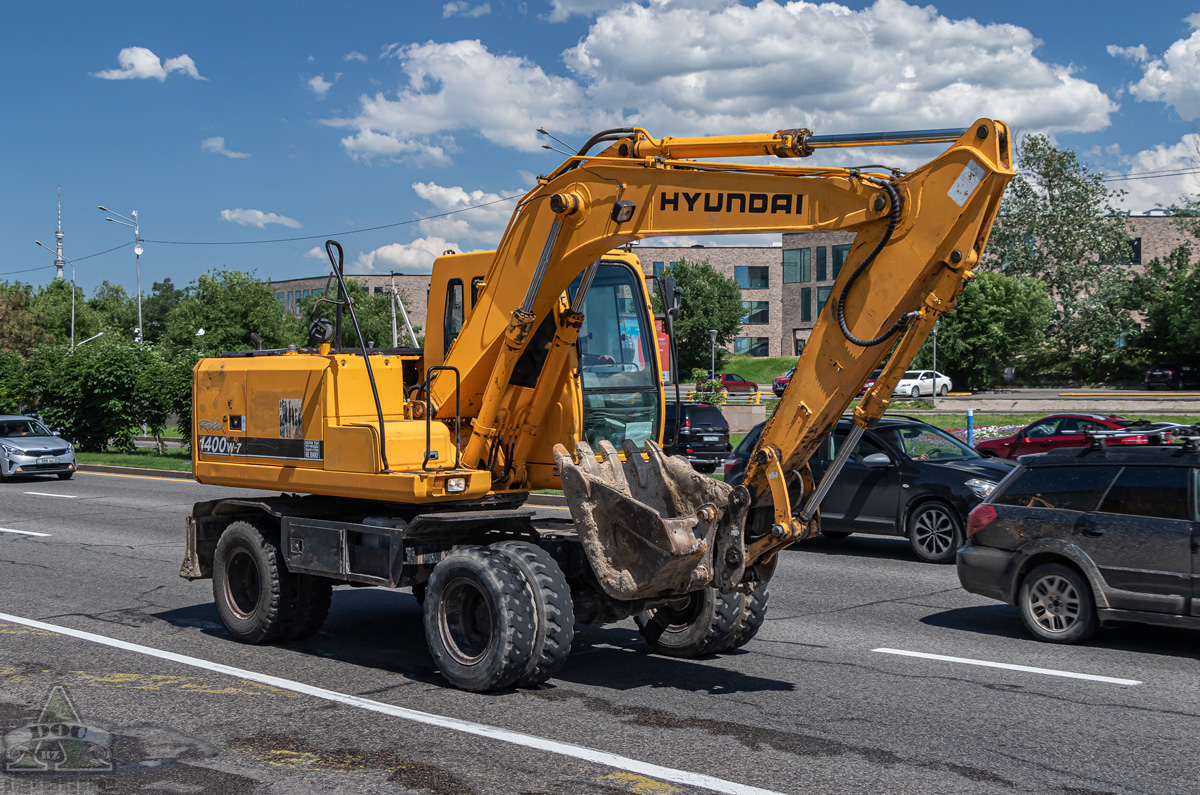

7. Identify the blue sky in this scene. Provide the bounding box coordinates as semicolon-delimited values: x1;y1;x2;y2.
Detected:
4;0;1199;298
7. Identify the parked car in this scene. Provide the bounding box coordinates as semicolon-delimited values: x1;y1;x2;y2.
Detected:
663;402;731;473
1144;363;1200;390
0;415;77;481
957;442;1200;643
698;373;757;393
892;370;952;398
975;413;1147;460
858;368;883;396
725;415;1015;562
773;368;794;397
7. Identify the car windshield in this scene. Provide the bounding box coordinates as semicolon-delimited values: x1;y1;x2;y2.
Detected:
0;419;52;438
878;424;979;461
903;371;921;379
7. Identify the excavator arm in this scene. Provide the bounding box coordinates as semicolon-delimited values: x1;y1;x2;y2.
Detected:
431;121;1013;599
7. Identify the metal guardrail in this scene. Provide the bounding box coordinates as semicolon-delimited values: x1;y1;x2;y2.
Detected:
681;389;765;405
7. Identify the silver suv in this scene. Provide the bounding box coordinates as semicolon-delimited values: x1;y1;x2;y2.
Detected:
0;415;77;481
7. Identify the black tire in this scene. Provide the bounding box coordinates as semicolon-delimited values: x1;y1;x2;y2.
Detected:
696;464;717;474
938;384;949;396
1018;563;1098;643
287;575;332;641
212;521;296;644
723;584;770;650
1144;382;1153;391
423;547;538;692
635;589;740;658
56;471;74;480
907;501;963;564
821;530;853;540
492;540;575;687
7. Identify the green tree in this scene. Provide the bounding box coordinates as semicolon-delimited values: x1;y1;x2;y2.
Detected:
653;259;743;376
1127;245;1200;364
142;277;184;344
986;135;1134;379
88;280;138;341
32;280;102;346
0;282;53;354
0;352;23;414
164;270;303;353
912;271;1053;390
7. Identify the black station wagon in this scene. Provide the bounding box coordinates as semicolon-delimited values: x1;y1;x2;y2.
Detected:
957;440;1200;643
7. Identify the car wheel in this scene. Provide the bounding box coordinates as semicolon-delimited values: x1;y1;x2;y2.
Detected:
910;386;920;398
423;546;538;692
635;589;740;658
1144;382;1153;391
938;384;949;396
820;530;853;540
907;502;963;564
1018;563;1097;644
697;464;717;474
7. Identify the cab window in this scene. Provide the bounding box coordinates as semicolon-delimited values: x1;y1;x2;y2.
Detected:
443;279;464;357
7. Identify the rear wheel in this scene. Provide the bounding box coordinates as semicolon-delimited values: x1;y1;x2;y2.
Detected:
635;589;739;658
938;384;949;396
1018;563;1097;643
491;540;575;687
907;502;962;563
423;547;538;692
212;521;296;644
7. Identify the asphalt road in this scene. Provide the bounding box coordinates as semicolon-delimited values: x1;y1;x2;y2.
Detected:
1;472;1197;794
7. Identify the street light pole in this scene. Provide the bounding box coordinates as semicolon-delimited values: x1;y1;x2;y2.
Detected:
34;240;75;349
98;206;143;344
709;329;718;378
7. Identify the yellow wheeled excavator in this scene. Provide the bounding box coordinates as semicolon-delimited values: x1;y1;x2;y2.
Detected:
181;120;1013;691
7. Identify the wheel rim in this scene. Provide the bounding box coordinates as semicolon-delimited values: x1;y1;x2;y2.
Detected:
1027;574;1082;634
438;576;493;665
912;387;920;397
223;547;261;620
654;594;704;632
912;507;956;557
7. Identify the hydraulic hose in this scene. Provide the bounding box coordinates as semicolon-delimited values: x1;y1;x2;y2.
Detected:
836;177;916;348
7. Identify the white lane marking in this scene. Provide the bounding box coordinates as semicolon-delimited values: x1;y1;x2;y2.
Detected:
0;612;783;795
23;492;78;499
0;527;51;537
872;648;1141;686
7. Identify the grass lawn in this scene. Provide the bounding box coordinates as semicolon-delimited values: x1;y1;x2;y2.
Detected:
76;449;192;472
721;356;796;385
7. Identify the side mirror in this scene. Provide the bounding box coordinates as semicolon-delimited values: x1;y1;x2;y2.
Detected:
661;277;681;317
862;453;892;467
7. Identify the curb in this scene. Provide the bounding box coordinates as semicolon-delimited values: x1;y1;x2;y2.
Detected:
78;464;195;480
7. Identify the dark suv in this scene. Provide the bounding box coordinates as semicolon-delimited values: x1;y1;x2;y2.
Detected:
957;441;1200;643
725;416;1015;562
663;402;731;473
1144;363;1199;391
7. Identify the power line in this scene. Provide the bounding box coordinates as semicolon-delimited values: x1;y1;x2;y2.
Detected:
145;195;521;246
1103;166;1200;183
0;242;133;277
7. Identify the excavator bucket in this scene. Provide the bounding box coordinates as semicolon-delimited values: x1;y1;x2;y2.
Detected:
553;439;751;600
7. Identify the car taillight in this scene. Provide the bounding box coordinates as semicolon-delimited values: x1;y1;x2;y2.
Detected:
966;504;997;537
723;458;736;477
685;447;693;453
684;419;691;428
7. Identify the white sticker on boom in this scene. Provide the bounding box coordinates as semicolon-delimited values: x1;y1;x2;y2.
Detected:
948;159;985;206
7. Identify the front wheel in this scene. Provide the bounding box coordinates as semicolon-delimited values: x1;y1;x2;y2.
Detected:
910;386;920;398
56;471;74;480
212;521;296;644
723;584;770;650
423;547;538;692
907;502;963;563
1018;563;1097;643
635;589;739;657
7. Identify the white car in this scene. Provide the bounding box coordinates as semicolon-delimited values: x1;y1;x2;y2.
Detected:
892;370;952;398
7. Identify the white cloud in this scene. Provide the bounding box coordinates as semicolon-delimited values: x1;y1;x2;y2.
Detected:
411;181;523;247
563;0;1115;138
322;39;604;164
308;74;334;98
93;47;206;81
1109;134;1200;212
547;0;734;22
220;208;302;229
349;236;459;274
304;246;328;259
1117;16;1200;120
201;137;250;159
443;1;491;17
344;51;368;62
325;1;1113;168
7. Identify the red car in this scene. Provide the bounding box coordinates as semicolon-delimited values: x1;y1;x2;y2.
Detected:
772;368;794;397
698;373;758;393
975;414;1146;460
858;369;883;396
